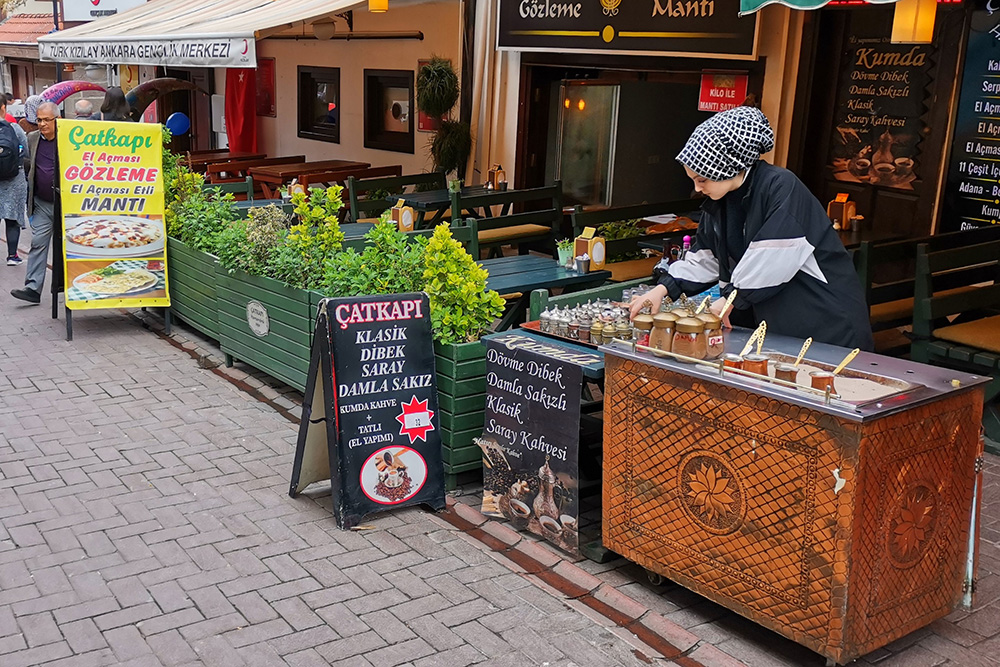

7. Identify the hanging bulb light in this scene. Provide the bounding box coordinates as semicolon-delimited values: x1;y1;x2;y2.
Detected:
369;0;388;12
578;99;586;111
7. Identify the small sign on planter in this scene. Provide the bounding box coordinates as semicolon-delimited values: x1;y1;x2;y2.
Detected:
246;300;270;337
289;293;446;528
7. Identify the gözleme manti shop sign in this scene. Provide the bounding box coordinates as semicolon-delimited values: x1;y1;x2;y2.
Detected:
498;0;757;58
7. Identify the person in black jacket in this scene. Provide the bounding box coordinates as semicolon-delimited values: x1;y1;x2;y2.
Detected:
630;106;873;351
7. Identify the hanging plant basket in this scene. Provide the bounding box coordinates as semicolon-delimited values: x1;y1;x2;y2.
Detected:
417;57;460;118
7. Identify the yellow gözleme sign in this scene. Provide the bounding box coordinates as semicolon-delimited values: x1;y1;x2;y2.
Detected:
58;120;169;310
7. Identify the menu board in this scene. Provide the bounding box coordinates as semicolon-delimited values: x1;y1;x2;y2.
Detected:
942;10;1000;233
289;294;446;529
827;38;931;191
479;332;599;555
58;120;169;310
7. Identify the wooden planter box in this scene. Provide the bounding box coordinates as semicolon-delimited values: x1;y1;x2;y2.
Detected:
215;264;320;392
166;237;219;340
435;339;487;488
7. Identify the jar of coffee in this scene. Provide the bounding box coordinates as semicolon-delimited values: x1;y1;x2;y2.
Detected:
616;320;633;341
649;312;677;353
672;317;707;360
590;321;604;344
602;322;617;344
632;314;654;347
697;312;724;359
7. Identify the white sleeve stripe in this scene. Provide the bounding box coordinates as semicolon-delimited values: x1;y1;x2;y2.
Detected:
668;248;719;283
731;236;828;290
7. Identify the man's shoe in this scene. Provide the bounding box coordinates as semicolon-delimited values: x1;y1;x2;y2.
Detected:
10;287;40;304
6;255;22;266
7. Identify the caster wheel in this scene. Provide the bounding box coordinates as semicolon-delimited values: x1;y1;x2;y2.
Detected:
645;569;664;586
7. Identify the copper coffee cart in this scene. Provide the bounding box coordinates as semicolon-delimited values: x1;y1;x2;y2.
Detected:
601;331;987;665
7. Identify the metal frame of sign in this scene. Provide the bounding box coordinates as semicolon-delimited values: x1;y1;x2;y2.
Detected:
495;2;760;61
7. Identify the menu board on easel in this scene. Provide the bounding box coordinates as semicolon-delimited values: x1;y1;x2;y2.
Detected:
942;10;1000;233
289;294;446;529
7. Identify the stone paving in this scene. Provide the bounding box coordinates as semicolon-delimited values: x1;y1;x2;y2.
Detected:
2;237;1000;667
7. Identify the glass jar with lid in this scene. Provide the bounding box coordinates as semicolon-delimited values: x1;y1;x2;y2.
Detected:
672;317;707;360
696;312;724;359
632;314;654;347
649;311;678;353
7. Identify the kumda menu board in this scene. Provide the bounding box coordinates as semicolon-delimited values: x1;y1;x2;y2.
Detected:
58;120;169;310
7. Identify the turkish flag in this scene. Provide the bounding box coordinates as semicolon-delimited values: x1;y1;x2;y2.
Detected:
225;68;257;153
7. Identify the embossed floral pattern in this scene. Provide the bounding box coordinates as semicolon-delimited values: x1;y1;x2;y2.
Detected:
894;490;934;557
687;463;735;521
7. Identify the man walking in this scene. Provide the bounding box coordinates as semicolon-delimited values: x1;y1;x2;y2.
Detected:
74;99;96;120
11;101;58;304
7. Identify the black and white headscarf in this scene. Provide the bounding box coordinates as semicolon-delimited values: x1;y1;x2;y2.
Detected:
676;106;775;182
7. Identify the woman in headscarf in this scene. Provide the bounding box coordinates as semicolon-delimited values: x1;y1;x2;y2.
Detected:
630;105;873;351
19;95;42;134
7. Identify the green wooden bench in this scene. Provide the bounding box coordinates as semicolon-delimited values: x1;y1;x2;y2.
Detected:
854;225;1000;332
202;176;254;201
451;182;562;259
912;239;1000;443
346;171;447;223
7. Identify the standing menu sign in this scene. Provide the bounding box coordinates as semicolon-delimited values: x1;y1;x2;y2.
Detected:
479;332;599;555
290;294;446;528
58;120;169;310
943;11;1000;232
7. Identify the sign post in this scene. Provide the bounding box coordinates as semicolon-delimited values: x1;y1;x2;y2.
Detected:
58;120;169;340
290;294;446;529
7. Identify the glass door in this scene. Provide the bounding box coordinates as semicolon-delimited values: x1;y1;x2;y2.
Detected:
554;81;619;207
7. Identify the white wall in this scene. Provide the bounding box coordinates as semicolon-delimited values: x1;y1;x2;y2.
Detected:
216;1;462;174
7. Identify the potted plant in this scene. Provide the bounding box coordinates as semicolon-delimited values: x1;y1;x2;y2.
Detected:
418;58;471;179
215;188;344;391
556;238;574;267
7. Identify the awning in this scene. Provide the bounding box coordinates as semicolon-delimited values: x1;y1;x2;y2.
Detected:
0;13;61;60
38;0;362;68
740;0;897;13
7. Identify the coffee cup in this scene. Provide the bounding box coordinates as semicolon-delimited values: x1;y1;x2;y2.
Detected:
509;499;531;529
538;515;562;538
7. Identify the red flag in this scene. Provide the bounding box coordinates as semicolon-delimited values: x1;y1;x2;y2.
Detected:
225;68;257;153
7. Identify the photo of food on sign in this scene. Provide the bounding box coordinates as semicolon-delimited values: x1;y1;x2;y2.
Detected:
64;214;165;259
359;446;428;505
66;259;165;301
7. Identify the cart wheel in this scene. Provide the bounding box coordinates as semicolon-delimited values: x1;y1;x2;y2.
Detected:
645;569;664;586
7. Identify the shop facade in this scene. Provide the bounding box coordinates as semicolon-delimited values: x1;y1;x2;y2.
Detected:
38;0;463;174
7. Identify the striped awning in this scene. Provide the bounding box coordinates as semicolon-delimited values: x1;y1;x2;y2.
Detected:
38;0;363;68
740;0;897;13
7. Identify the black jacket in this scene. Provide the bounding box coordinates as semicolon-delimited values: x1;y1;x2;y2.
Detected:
656;162;873;351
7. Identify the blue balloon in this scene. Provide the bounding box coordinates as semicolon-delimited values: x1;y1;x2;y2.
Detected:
165;112;190;135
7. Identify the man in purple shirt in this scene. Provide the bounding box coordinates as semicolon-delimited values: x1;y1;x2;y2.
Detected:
11;101;58;304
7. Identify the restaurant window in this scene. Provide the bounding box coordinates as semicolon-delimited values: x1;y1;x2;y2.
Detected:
364;69;414;154
298;66;341;143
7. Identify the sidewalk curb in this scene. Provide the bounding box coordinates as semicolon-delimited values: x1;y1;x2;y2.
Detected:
438;499;749;667
135;310;749;667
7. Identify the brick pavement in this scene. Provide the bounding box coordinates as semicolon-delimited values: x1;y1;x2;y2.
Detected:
3;240;1000;667
0;242;717;666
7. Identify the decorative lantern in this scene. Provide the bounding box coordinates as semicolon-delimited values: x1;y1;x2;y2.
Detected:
891;0;936;44
369;0;388;12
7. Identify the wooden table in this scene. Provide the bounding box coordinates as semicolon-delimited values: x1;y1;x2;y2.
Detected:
249;160;371;198
481;255;612;330
401;185;494;228
186;151;266;172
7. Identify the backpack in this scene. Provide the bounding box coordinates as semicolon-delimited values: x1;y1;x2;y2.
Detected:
0;122;21;181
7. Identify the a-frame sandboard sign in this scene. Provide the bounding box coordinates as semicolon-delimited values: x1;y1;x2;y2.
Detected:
289;294;446;528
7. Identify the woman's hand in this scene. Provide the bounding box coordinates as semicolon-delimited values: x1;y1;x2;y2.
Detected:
709;297;733;329
629;284;669;319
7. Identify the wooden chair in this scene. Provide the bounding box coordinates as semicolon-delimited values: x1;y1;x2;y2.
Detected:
451;182;562;259
570;199;702;282
341;218;479;256
202;176;254;201
346;171;448;223
205;155;306;184
911;239;1000;441
300;164;403;190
